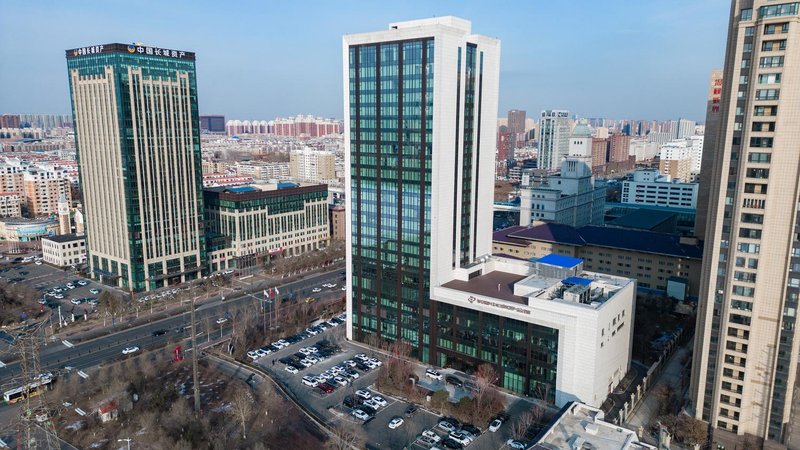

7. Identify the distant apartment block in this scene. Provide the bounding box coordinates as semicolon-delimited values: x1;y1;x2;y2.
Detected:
660;136;704;175
608;133;632;163
235;161;290;181
538;110;571;170
0;115;21;129
0;193;21;217
225;115;342;137
591;137;608;168
23;168;71;216
200;115;225;133
659;157;693;182
621;169;698;209
202;173;253;188
289;147;336;182
0;165;24;195
629;139;660;161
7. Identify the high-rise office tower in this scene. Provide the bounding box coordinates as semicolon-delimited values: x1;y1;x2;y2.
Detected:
343;17;500;359
507;109;526;159
538;110;570;171
690;2;800;444
66;43;206;291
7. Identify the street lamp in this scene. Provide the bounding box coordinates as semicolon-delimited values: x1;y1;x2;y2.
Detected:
117;438;132;450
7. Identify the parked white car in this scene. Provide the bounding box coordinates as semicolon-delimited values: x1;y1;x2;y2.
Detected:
388;417;404;429
351;409;369;421
355;389;371;400
426;368;443;380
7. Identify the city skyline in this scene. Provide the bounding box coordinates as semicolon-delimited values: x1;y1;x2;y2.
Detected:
1;0;728;121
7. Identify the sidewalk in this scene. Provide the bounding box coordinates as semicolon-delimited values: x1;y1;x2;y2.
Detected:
625;337;693;432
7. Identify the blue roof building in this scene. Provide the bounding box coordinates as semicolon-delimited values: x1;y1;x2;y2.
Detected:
492;222;702;299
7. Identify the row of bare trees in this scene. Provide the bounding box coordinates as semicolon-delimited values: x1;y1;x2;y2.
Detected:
49;340;323;449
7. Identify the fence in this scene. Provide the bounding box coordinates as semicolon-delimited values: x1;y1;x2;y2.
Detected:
612;328;683;425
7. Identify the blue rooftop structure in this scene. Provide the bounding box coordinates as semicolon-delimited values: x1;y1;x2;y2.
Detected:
227;186;257;193
562;276;592;286
537;254;583;269
277;182;299;189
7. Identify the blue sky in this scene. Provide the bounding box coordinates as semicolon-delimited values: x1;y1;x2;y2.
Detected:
0;1;730;122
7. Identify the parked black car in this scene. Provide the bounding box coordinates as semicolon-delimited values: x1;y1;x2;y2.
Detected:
404;405;418;417
445;375;463;387
441;438;464;449
343;395;363;408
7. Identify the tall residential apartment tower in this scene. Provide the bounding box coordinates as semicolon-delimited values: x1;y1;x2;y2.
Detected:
690;2;800;444
538;110;570;171
343;17;500;361
66;44;206;291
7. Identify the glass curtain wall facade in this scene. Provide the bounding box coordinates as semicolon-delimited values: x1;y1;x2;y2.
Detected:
66;45;206;291
348;39;435;360
433;302;558;402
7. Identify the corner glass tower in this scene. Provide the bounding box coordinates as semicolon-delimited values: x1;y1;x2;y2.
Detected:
344;18;500;363
66;44;206;291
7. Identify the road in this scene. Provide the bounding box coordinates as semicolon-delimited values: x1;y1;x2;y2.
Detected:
625;338;693;436
0;268;345;390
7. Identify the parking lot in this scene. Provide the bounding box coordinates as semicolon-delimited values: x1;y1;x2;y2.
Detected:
249;322;524;449
0;256;114;319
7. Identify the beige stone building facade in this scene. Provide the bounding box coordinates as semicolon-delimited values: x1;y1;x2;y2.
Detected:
690;1;800;444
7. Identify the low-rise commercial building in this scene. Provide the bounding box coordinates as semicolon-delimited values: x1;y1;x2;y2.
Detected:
431;254;635;407
204;182;330;271
42;234;86;267
492;222;702;299
0;217;59;242
621;169;698;209
532;401;655;450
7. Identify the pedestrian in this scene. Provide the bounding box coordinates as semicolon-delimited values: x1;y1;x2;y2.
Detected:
272;359;275;366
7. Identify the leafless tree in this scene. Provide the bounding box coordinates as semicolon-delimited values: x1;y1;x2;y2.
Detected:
466;364;504;424
229;387;254;439
511;410;535;440
326;422;364;450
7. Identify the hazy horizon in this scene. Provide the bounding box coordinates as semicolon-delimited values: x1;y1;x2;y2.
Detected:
0;0;730;122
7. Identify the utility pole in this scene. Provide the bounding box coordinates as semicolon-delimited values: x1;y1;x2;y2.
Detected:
190;294;201;415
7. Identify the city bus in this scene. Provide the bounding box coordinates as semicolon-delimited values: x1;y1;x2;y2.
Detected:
2;373;54;405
